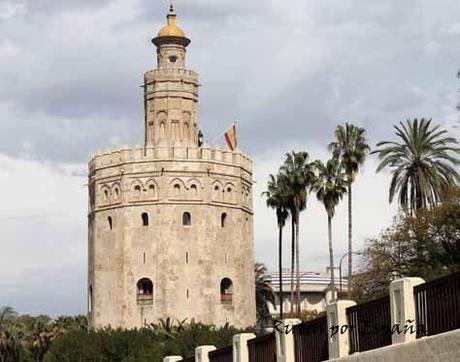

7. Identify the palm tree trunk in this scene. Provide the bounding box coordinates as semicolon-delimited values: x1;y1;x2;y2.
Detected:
290;216;295;314
347;181;352;290
278;224;283;319
328;215;335;299
295;211;300;317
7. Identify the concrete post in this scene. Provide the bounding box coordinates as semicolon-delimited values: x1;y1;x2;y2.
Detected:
327;300;356;359
389;277;425;344
163;357;182;362
195;345;216;362
275;318;301;362
233;333;256;362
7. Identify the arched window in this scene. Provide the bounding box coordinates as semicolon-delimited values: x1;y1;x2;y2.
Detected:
142;213;149;226
103;189;109;202
113;187;120;200
220;278;233;305
182;212;191;226
190;184;197;196
148;184;156;197
136;278;153;305
134;185;141;198
173;184;181;198
221;213;227;228
107;216;113;230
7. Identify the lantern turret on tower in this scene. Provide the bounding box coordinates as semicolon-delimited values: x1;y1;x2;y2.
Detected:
144;6;198;147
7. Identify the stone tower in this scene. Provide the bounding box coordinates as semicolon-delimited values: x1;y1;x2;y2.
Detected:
87;6;256;329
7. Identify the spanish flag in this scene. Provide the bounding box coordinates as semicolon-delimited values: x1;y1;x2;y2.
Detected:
224;124;237;151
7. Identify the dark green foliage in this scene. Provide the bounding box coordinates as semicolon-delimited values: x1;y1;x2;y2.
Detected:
44;321;244;362
0;310;247;362
254;263;275;324
352;188;460;302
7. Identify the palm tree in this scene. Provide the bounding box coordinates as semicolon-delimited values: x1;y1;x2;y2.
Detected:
255;263;276;323
373;118;460;215
262;174;289;319
313;158;347;299
0;324;24;362
329;123;370;281
0;307;17;329
279;151;316;316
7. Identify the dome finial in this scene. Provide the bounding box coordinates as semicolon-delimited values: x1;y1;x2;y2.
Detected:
169;1;175;15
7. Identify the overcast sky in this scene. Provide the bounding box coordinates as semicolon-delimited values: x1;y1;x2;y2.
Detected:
0;0;459;316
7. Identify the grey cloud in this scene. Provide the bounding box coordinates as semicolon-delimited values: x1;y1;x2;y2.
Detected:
0;0;458;163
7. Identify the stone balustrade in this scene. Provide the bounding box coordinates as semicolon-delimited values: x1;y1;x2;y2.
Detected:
162;275;460;362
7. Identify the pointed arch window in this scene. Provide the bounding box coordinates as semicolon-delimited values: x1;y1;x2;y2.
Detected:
108;216;113;230
134;185;141;198
173;184;181;198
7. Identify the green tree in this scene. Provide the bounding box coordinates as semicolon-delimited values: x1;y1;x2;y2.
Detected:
353;188;460;302
262;173;289;318
373;118;460;215
254;263;275;324
279;151;315;316
329;123;370;282
313;158;347;296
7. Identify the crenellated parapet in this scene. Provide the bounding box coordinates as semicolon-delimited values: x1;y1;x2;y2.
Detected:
88;144;253;213
89;144;252;173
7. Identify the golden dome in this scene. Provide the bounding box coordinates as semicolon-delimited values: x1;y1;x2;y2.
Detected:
157;14;185;38
152;6;190;47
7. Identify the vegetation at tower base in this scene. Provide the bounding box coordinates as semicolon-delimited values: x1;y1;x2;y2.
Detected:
351;187;460;303
0;309;87;362
0;308;250;362
45;321;246;362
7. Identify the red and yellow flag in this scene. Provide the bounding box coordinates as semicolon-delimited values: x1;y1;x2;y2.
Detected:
224;124;237;151
225;124;238;151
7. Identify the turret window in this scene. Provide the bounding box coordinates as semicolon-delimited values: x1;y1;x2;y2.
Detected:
108;216;113;230
169;56;177;63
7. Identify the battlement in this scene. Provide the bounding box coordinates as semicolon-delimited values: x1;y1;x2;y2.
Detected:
89;144;252;173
